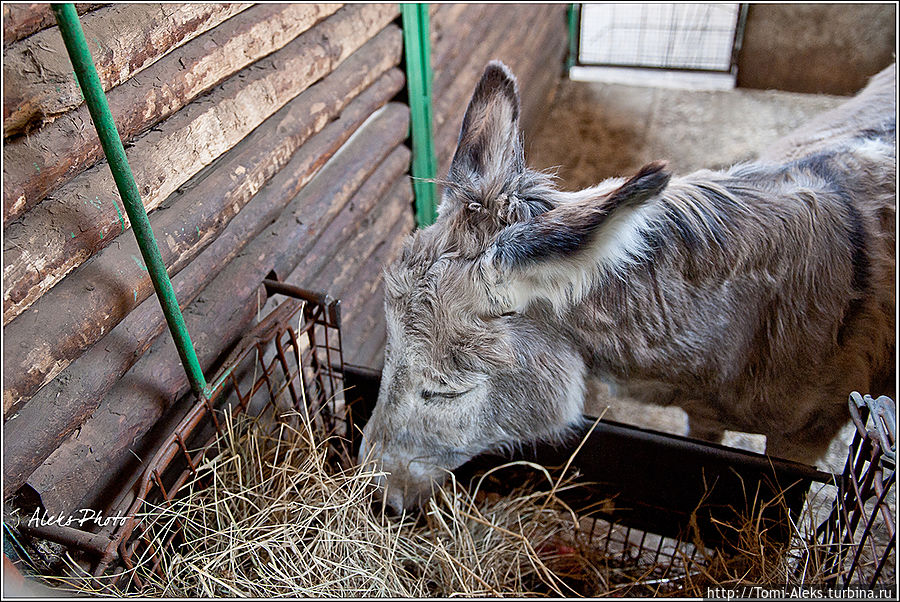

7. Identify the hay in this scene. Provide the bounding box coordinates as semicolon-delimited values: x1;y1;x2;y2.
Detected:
116;410;598;597
26;406;880;597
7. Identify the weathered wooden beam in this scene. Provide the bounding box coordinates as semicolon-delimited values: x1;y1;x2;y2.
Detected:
429;4;488;77
2;4;400;326
62;160;411;514
3;3;252;137
14;104;409;508
347;279;389;369
430;4;496;102
2;3;105;46
3;3;344;226
311;204;412;371
520;19;567;140
2;36;403;417
2;91;406;502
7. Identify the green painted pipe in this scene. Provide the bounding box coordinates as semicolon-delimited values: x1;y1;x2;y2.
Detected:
401;3;438;227
52;4;209;399
566;4;580;72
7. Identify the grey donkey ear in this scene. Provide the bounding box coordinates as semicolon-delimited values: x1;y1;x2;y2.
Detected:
482;162;671;312
449;61;525;183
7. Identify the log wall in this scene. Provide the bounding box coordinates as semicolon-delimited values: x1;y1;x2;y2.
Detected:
3;3;567;513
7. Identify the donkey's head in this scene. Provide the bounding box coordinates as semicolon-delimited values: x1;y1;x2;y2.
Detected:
359;61;670;512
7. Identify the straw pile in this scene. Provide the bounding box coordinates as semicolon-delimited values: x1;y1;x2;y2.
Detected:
34;407;862;597
119;410;602;597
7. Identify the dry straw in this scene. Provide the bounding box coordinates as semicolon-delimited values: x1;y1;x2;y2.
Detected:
119;409;601;597
31;404;863;597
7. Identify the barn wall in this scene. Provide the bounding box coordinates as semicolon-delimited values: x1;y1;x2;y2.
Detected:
3;3;409;505
430;3;568;181
2;3;568;512
736;4;896;95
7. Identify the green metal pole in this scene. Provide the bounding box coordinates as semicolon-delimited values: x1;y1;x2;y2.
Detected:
52;3;209;399
566;4;580;73
400;3;438;227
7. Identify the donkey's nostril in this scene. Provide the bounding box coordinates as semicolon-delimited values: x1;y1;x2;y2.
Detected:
370;484;408;518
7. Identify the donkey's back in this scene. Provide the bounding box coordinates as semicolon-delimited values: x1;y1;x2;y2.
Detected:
592;65;895;462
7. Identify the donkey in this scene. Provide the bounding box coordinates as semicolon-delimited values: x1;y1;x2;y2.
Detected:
360;61;896;513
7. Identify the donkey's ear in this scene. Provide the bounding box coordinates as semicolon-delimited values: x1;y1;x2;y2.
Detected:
482;162;671;312
448;61;524;184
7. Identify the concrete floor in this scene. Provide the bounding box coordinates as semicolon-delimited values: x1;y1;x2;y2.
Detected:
528;78;856;471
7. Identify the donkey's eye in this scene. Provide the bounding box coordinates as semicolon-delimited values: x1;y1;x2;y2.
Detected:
421;388;472;402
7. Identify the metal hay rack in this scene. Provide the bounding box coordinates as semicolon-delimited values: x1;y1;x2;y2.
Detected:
14;280;349;592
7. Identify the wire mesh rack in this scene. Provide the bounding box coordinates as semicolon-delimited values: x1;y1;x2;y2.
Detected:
13;280;347;592
814;393;896;587
578;3;745;73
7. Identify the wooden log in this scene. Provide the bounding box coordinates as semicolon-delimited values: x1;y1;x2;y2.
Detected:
347;279;389;369
429;4;486;75
281;149;412;286
433;6;549;179
2;4;400;326
319;212;411;371
432;5;529;133
3;3;252;137
431;4;496;102
505;7;566;136
520;19;566;141
338;187;414;368
76;163;412;514
2;3;105;46
1;67;404;425
25;108;410;514
3;3;344;226
2;96;406;502
2;35;403;416
439;5;559;173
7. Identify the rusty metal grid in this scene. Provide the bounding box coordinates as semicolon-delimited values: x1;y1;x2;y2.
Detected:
580;514;711;595
815;393;896;587
16;281;345;592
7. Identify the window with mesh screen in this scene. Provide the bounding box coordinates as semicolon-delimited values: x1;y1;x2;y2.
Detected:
579;4;743;73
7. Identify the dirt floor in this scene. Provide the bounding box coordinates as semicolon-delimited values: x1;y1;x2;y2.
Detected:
527;78;857;472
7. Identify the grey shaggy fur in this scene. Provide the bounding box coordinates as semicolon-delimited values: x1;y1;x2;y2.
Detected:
360;61;896;512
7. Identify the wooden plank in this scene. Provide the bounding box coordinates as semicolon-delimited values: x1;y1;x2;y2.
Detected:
3;3;252;137
431;4;496;101
2;90;405;501
6;104;409;502
438;5;562;176
347;279;389;369
2;4;400;326
1;62;404;422
520;18;567;139
24;111;410;514
2;3;105;46
429;3;483;73
318;207;412;370
3;3;344;226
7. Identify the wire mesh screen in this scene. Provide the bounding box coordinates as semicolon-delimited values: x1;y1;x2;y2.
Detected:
579;3;742;72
